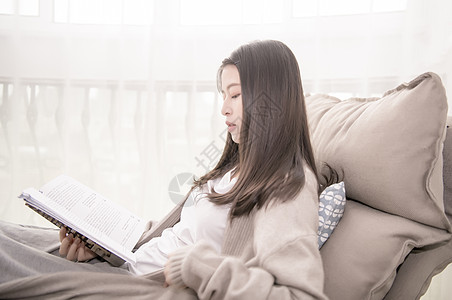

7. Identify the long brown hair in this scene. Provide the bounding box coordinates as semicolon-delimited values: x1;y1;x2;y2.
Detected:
192;40;319;217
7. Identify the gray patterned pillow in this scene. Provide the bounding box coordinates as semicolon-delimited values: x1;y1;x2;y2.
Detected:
318;182;346;248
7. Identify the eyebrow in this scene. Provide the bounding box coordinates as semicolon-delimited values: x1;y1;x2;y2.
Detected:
221;83;241;94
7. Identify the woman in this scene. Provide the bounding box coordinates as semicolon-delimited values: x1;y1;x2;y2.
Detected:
0;40;328;299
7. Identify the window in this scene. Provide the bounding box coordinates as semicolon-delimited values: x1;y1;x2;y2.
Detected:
19;0;39;16
372;0;407;13
0;0;39;16
53;0;153;25
0;0;14;15
319;0;370;16
292;0;317;18
180;0;283;25
292;0;407;18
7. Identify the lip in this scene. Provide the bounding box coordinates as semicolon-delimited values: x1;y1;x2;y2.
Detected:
226;121;236;132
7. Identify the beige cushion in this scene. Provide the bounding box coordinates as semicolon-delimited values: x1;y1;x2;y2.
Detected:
306;72;452;299
320;200;451;300
306;72;450;231
385;117;452;300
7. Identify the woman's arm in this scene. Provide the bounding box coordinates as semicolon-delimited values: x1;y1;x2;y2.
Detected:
164;171;327;299
165;237;326;299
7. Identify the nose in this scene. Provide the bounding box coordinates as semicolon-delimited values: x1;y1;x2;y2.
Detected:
221;98;231;116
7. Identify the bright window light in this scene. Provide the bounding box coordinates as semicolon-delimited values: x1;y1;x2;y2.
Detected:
54;0;68;22
242;0;261;24
372;0;407;13
53;0;153;25
19;0;39;16
319;0;371;16
181;0;282;25
69;0;122;25
328;92;355;99
243;0;283;24
0;0;40;16
180;0;241;25
292;0;317;18
292;0;406;17
261;0;283;23
0;0;14;15
123;0;153;26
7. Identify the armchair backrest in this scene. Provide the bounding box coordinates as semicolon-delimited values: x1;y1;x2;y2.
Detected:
384;116;452;299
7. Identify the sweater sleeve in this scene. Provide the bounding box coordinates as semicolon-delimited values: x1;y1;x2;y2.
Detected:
167;238;327;300
166;168;328;300
166;241;275;298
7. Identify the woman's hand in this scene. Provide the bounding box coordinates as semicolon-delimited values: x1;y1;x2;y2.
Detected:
163;259;171;287
163;253;188;288
59;227;97;262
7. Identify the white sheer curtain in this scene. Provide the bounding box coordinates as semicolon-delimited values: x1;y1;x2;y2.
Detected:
0;0;451;298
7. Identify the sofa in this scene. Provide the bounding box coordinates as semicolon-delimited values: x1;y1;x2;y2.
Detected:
0;73;449;300
305;72;452;300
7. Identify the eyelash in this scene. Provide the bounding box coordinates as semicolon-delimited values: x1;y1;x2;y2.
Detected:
221;93;241;101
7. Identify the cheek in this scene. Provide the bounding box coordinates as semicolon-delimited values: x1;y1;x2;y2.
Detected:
236;99;243;120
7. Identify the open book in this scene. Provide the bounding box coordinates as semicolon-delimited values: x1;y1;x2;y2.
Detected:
18;175;146;267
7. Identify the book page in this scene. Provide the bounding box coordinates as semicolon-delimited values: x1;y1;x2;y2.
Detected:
23;175;145;263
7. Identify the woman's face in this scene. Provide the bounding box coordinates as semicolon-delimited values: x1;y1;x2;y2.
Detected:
221;64;243;144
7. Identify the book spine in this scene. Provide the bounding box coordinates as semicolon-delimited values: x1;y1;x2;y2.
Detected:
25;203;125;266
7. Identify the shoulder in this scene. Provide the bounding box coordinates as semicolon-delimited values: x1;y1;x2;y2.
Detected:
258;164;319;219
253;163;319;245
298;165;320;214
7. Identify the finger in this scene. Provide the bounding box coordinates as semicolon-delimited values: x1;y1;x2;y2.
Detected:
59;233;73;256
77;244;87;262
66;237;81;261
77;242;91;261
59;227;67;242
163;262;171;286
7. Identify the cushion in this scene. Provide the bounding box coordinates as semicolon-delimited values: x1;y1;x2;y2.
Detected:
384;117;452;299
317;182;346;248
307;72;452;299
320;200;451;300
306;72;450;231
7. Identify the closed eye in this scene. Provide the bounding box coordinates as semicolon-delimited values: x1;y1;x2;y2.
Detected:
232;93;241;99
